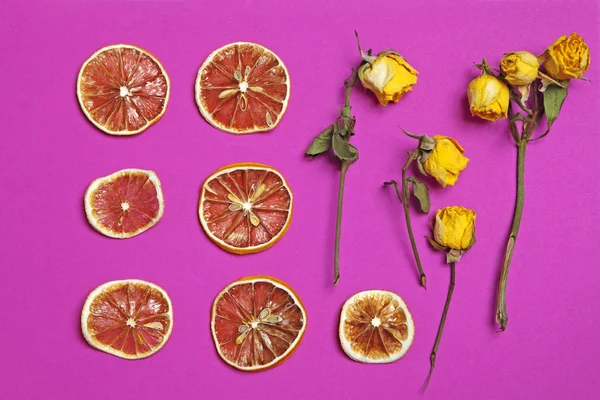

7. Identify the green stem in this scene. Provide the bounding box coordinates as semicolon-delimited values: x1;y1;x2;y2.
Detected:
333;69;358;286
334;159;350;286
496;138;527;331
402;152;427;289
425;261;456;391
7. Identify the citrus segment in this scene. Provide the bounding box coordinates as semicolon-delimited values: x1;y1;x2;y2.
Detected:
85;169;164;239
339;290;415;363
195;42;290;134
199;163;292;254
211;276;307;371
81;280;173;360
77;44;170;135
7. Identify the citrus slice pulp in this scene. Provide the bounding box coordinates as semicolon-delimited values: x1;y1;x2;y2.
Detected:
85;169;164;239
211;276;307;371
339;290;415;363
195;42;290;134
77;44;170;135
199;162;292;254
81;279;173;360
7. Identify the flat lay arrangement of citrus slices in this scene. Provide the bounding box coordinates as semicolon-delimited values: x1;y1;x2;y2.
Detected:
77;44;170;135
195;42;290;134
211;276;307;371
339;290;415;363
81;280;173;360
84;169;164;239
199;162;293;254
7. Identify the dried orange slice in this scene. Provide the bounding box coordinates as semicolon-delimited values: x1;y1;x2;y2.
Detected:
198;162;293;254
339;290;415;363
211;276;307;371
77;44;170;135
195;42;290;134
81;279;173;360
85;169;164;239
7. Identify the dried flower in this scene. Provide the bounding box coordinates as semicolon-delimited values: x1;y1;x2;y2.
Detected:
544;33;590;80
467;74;510;121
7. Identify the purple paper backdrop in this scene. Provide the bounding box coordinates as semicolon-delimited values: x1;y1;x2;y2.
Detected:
1;0;599;399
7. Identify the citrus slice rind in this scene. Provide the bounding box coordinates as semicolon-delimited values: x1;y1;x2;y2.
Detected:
210;276;307;371
198;162;293;254
195;42;290;134
81;279;173;360
84;169;165;239
339;290;415;364
77;44;170;135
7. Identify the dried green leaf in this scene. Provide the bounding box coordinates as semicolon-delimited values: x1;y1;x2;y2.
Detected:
426;236;447;252
407;177;430;213
543;85;568;130
446;249;463;264
306;125;334;157
332;131;358;161
416;157;429;177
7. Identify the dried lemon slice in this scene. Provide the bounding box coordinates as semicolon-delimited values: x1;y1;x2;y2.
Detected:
339;290;415;363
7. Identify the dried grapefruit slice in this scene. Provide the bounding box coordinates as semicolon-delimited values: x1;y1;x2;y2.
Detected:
77;44;170;135
195;42;290;134
85;169;164;239
211;276;307;371
81;279;173;360
339;290;415;363
199;162;293;254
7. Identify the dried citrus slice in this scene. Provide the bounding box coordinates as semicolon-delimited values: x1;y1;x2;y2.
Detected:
339;290;415;363
199;162;293;254
85;169;164;239
211;276;307;371
195;42;290;134
81;279;173;360
77;44;170;135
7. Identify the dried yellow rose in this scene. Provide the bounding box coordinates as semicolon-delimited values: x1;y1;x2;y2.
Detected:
544;33;590;80
433;206;476;251
467;74;510;122
358;51;418;106
501;51;539;86
421;136;469;187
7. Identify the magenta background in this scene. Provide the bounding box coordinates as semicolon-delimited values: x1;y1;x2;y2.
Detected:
1;0;599;399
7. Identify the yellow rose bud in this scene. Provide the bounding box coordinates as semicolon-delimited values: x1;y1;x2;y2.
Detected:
358;51;418;106
433;206;476;251
467;74;510;122
422;136;469;187
544;33;590;80
500;51;539;86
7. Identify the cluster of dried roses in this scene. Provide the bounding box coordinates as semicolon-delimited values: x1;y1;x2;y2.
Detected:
307;32;590;388
466;33;590;332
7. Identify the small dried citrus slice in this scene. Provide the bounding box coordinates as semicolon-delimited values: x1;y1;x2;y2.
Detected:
199;162;292;254
339;290;415;363
211;276;307;371
85;169;164;239
81;279;173;360
77;44;170;135
195;42;290;134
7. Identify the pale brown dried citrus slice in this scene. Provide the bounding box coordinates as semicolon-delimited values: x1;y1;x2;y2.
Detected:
199;162;293;254
195;42;290;134
85;169;164;239
77;44;170;135
81;279;173;360
211;276;307;371
339;290;415;363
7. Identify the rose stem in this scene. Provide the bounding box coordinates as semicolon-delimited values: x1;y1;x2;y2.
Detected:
425;261;456;391
334;159;350;286
333;70;358;286
384;152;427;288
496;132;527;331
